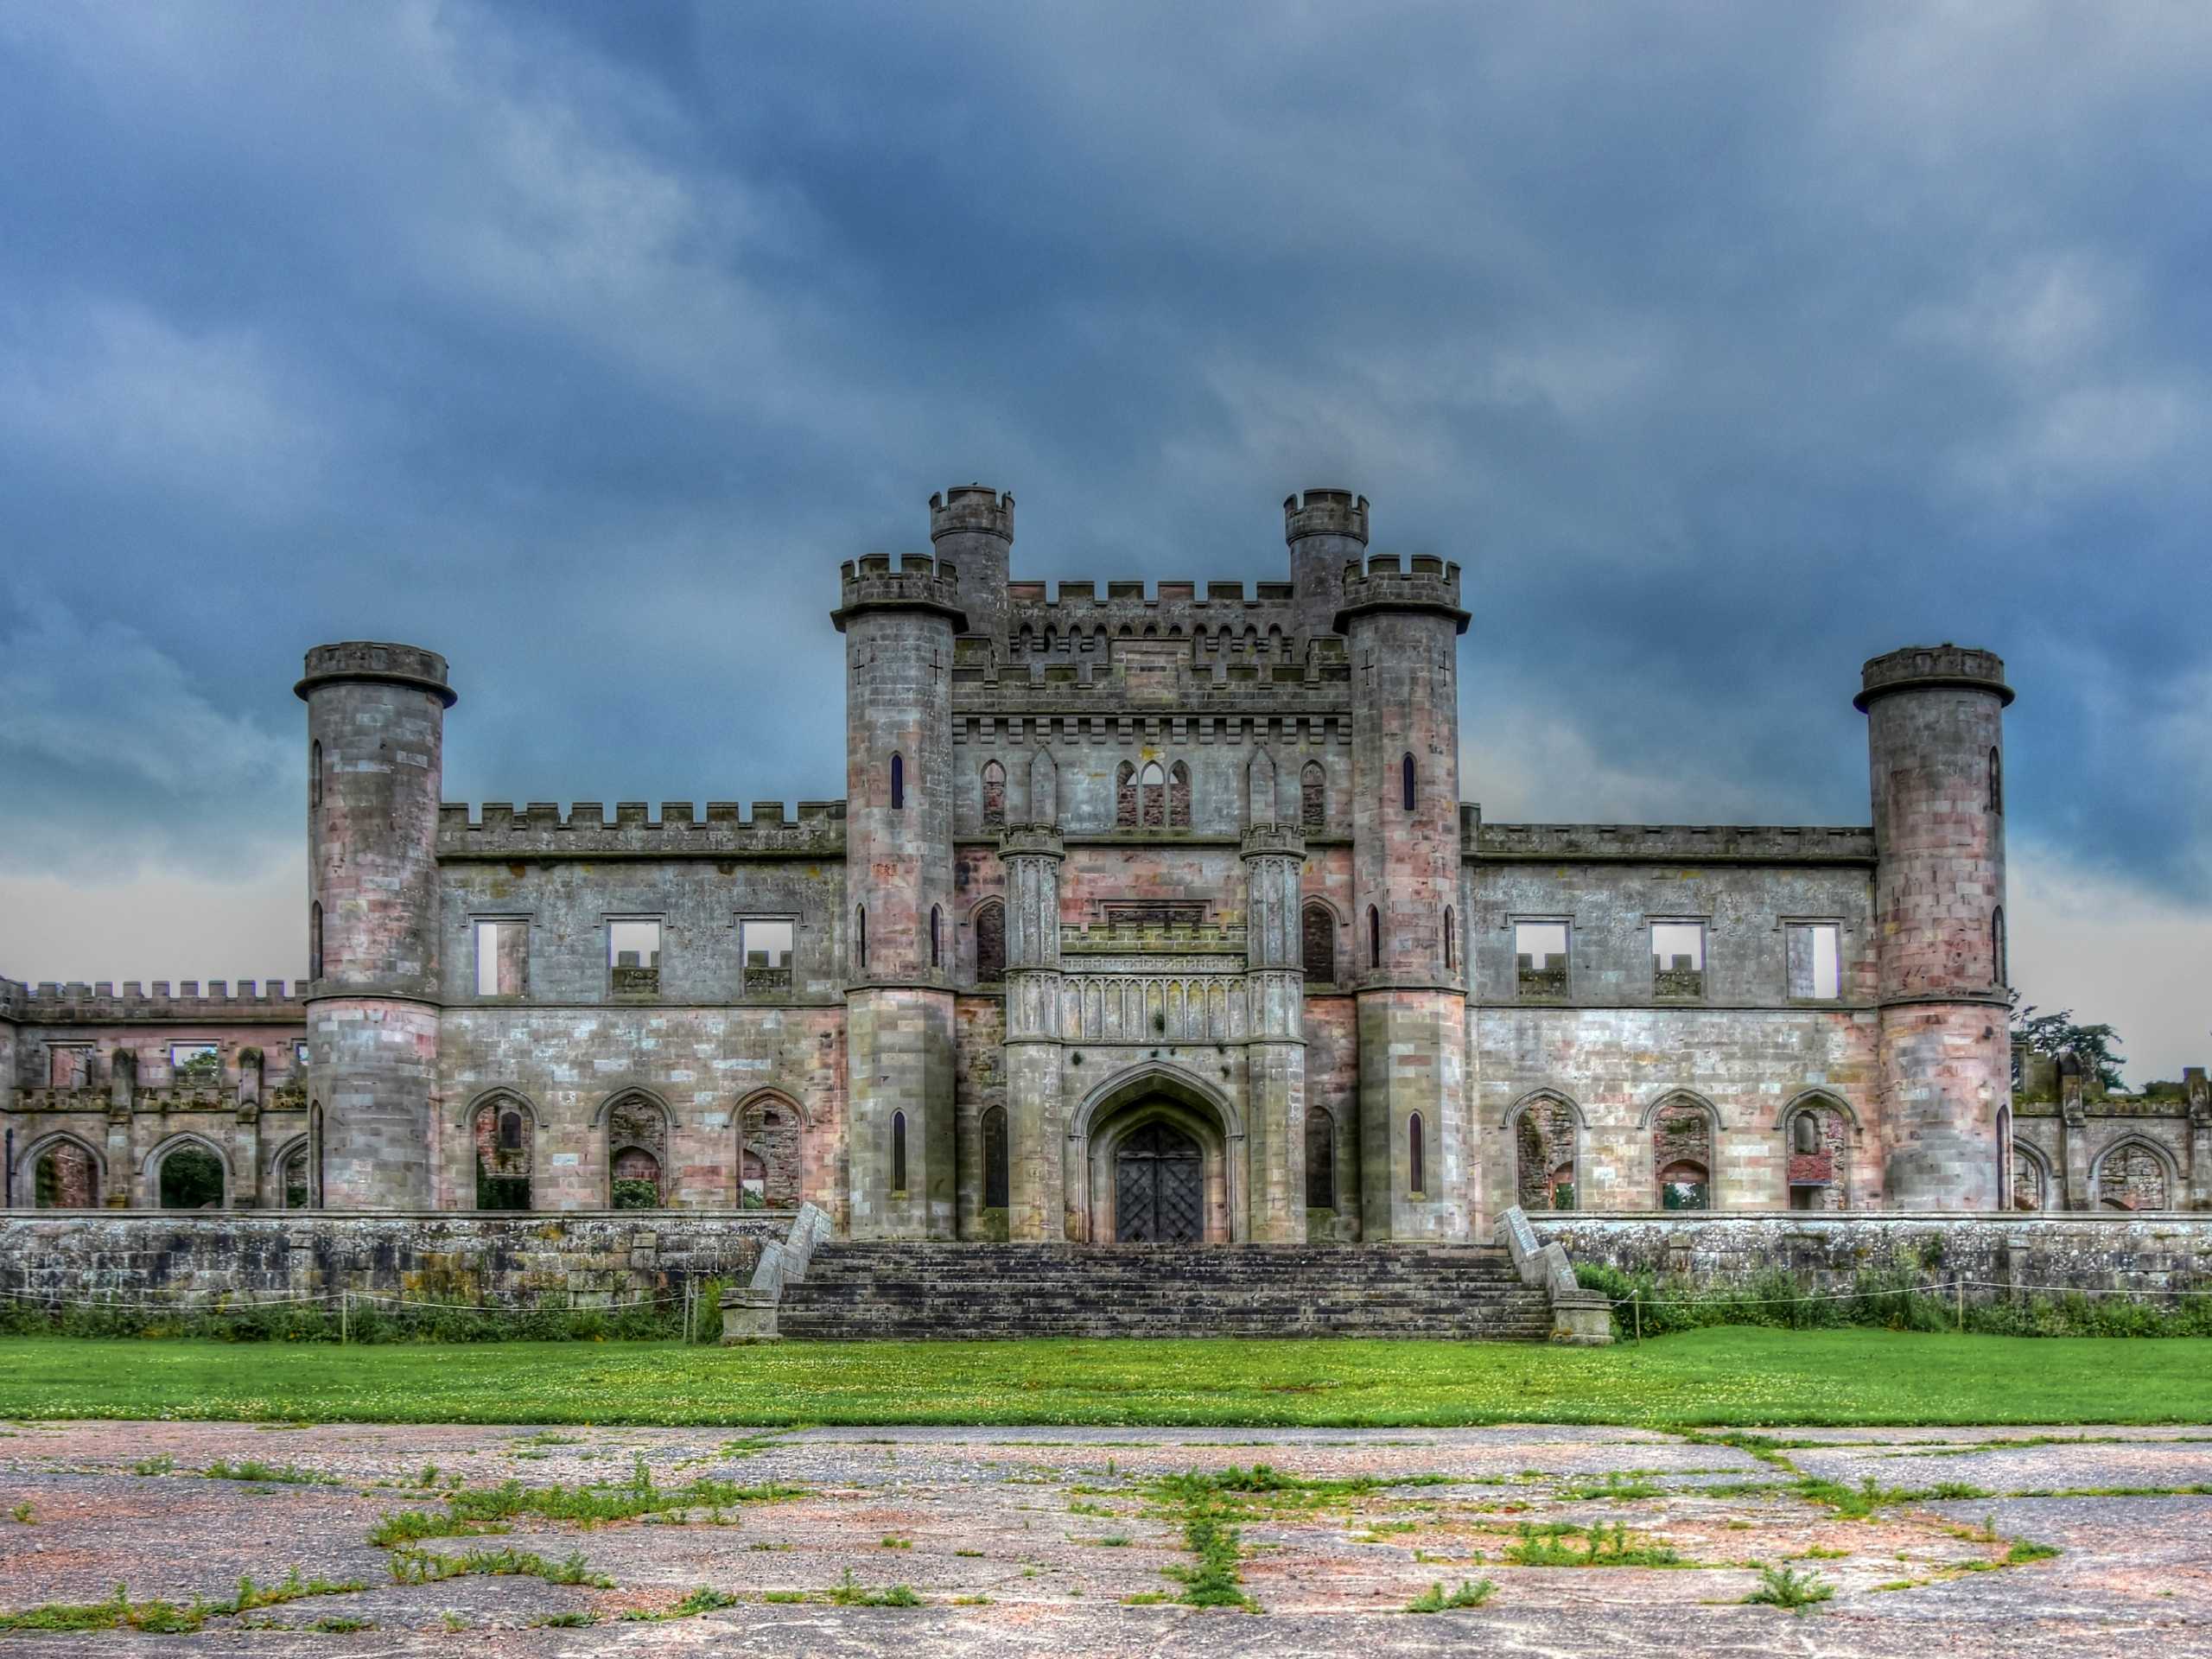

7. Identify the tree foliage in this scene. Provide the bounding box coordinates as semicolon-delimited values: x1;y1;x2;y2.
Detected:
2010;991;2126;1090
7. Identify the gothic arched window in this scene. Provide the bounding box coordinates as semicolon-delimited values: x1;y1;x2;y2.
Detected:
975;899;1005;983
891;1110;908;1192
1115;761;1138;828
1368;905;1381;969
1168;760;1192;829
1301;902;1335;982
1444;906;1456;972
1141;761;1166;829
309;902;323;981
1402;753;1416;812
930;905;942;968
1300;762;1325;832
1989;747;2003;814
890;753;905;811
1408;1112;1425;1195
981;760;1006;829
982;1104;1009;1211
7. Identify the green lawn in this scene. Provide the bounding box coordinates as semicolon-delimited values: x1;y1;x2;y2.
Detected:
1;1329;2206;1427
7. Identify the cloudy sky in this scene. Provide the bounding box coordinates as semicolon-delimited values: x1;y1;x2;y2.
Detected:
2;3;2206;1078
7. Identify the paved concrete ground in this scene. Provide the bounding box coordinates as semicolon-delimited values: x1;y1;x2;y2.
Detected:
3;1419;2209;1655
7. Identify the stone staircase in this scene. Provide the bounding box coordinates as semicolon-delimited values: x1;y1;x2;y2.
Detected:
774;1242;1554;1341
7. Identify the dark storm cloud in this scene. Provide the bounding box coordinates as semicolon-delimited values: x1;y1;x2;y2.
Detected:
2;6;2208;949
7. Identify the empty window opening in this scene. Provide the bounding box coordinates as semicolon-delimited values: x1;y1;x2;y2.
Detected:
1516;921;1568;998
1786;923;1841;1000
855;905;868;971
1368;906;1382;969
48;1045;92;1090
1402;753;1416;811
1306;1107;1336;1211
1115;760;1138;827
310;740;322;809
1443;906;1456;972
975;899;1006;983
474;918;528;997
2012;1146;2045;1212
474;1100;531;1211
1785;1103;1851;1211
607;1094;668;1208
982;1104;1010;1211
608;918;662;995
170;1044;221;1087
293;1040;309;1068
158;1143;226;1210
34;1141;99;1208
2095;1143;2169;1211
279;1144;309;1209
309;901;323;981
891;1110;909;1192
1141;760;1166;830
981;760;1007;829
1993;906;2007;985
1408;1112;1425;1196
1168;760;1192;829
1651;922;1706;1000
1653;1099;1713;1210
1989;747;2003;814
1516;1101;1579;1211
930;905;943;968
1301;902;1336;982
740;1096;802;1210
890;753;905;810
1300;761;1325;832
741;918;795;995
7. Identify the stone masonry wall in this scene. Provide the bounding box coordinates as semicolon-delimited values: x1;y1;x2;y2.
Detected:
0;1211;783;1308
1529;1211;2212;1300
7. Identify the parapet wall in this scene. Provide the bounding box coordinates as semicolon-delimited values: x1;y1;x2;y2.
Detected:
1529;1212;2212;1300
0;978;306;1024
435;800;846;861
1470;819;1878;866
0;1212;789;1308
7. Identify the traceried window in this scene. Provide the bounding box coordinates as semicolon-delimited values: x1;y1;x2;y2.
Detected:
608;918;662;995
1651;921;1706;1000
1785;923;1840;1000
974;899;1006;983
474;918;528;997
981;760;1007;829
1515;920;1568;998
1300;761;1325;832
741;918;794;995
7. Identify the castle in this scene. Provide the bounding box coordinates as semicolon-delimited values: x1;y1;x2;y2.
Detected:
4;487;2204;1230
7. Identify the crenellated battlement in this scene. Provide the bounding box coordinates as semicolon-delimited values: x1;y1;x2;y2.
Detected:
435;799;847;861
1334;553;1469;633
1061;921;1248;957
1002;578;1304;657
1855;643;2014;710
1471;819;1878;866
929;486;1013;543
833;553;967;632
1284;488;1370;544
0;976;306;1024
1241;823;1307;858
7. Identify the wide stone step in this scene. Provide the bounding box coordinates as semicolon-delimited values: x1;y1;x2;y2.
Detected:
777;1242;1554;1341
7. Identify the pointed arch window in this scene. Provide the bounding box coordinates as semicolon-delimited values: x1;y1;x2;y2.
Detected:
975;899;1006;983
982;1104;1009;1211
1301;901;1336;982
1408;1112;1425;1196
1300;761;1325;833
1306;1106;1336;1210
1115;760;1138;828
1168;760;1192;829
1402;753;1416;812
1141;760;1166;829
891;1109;908;1192
889;753;905;810
981;760;1006;829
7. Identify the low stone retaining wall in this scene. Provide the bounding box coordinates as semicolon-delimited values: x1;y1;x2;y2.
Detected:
0;1211;787;1308
1528;1211;2212;1300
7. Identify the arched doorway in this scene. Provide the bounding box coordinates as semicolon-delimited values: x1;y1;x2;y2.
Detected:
1114;1122;1204;1243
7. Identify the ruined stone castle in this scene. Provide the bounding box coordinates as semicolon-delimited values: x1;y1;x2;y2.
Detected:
5;487;2205;1232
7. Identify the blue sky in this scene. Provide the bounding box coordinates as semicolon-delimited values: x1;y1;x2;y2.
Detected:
2;3;2207;1077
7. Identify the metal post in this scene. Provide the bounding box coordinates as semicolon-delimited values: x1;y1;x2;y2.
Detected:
1632;1291;1642;1344
1955;1276;1965;1332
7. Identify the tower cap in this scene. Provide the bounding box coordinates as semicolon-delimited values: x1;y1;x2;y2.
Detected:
930;485;1014;543
1854;644;2012;711
1284;488;1369;545
295;641;456;707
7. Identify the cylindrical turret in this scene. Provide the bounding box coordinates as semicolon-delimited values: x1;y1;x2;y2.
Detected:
1857;644;2013;1209
834;554;965;1238
1337;551;1471;1240
930;485;1013;657
295;641;455;1210
1286;488;1369;648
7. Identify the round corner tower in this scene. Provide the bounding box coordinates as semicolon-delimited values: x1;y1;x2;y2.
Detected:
296;641;454;1210
1285;487;1369;648
1335;533;1471;1240
930;485;1013;656
835;545;967;1239
1856;644;2013;1210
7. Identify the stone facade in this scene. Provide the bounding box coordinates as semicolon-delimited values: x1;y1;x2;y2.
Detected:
4;487;2204;1244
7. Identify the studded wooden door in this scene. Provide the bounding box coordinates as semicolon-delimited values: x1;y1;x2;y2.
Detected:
1115;1121;1203;1243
